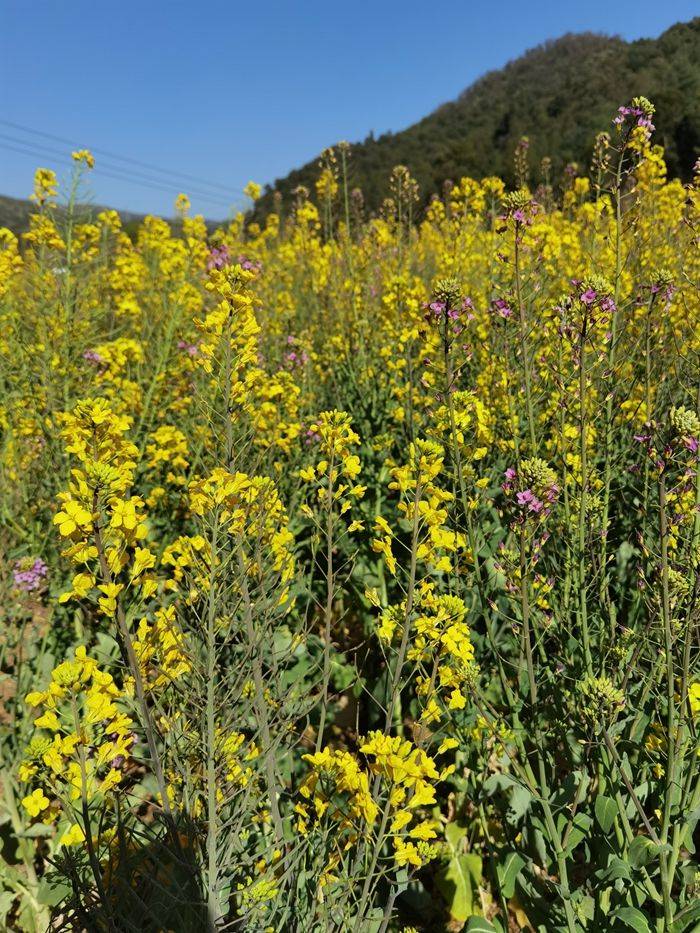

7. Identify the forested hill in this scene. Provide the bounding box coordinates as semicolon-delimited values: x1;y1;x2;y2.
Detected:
0;193;149;236
254;18;700;219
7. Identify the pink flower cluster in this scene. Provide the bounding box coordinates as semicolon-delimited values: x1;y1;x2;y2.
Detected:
425;296;474;327
579;287;616;315
284;335;309;369
303;426;321;446
207;244;231;270
613;105;655;139
177;340;199;357
13;557;48;592
492;297;512;319
502;466;559;524
238;256;262;273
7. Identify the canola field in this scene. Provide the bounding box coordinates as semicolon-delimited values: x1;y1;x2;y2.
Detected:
1;100;699;931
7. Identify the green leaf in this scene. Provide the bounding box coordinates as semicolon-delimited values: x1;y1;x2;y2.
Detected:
564;811;592;853
497;850;526;899
614;906;651;932
361;906;383;933
671;900;700;932
507;784;533;825
436;853;481;922
445;821;468;848
438;821;482;921
682;808;700;856
595;856;631;882
330;656;356;691
0;891;15;920
465;919;497;933
393;867;409;896
574;893;595;921
628;835;658;869
595;794;618;834
37;876;72;907
17;823;52;839
463;854;482;887
552;770;590;811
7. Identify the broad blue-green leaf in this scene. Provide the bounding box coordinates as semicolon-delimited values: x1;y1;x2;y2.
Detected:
574;893;595;921
362;906;383;933
437;833;482;924
595;794;618;834
614;905;651;932
18;823;51;838
437;855;474;921
465;918;497;932
671;899;700;932
595;856;631;882
628;835;658;869
37;877;72;907
393;867;409;895
445;821;468;848
564;811;592;853
497;850;525;899
507;783;533;825
0;891;15;920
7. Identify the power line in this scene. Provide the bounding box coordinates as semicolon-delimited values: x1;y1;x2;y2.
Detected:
1;138;233;212
0;137;237;212
0;132;236;209
0;118;246;198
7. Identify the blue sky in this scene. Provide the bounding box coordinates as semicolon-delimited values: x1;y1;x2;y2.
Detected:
2;0;697;218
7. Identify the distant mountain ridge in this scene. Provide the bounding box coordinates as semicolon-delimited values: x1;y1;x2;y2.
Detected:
0;193;225;237
0;193;148;236
254;18;700;219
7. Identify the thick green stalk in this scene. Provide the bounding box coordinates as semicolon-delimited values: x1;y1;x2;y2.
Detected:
658;475;677;930
514;227;537;453
236;546;285;849
316;454;336;751
578;313;593;672
599;148;625;608
205;513;223;927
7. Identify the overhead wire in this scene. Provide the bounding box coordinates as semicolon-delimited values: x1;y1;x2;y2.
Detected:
0;118;245;198
0;136;237;212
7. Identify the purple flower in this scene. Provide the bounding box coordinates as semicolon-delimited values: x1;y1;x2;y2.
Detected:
83;349;102;364
177;340;199;357
237;255;262;273
516;489;544;513
303;427;321;445
492;298;512;319
502;467;517;495
285;350;309;367
13;558;48;592
207;244;230;270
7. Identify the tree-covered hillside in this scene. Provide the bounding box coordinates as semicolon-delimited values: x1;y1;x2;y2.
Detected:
254;18;700;218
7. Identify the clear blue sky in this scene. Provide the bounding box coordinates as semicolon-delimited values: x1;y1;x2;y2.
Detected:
1;0;697;218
